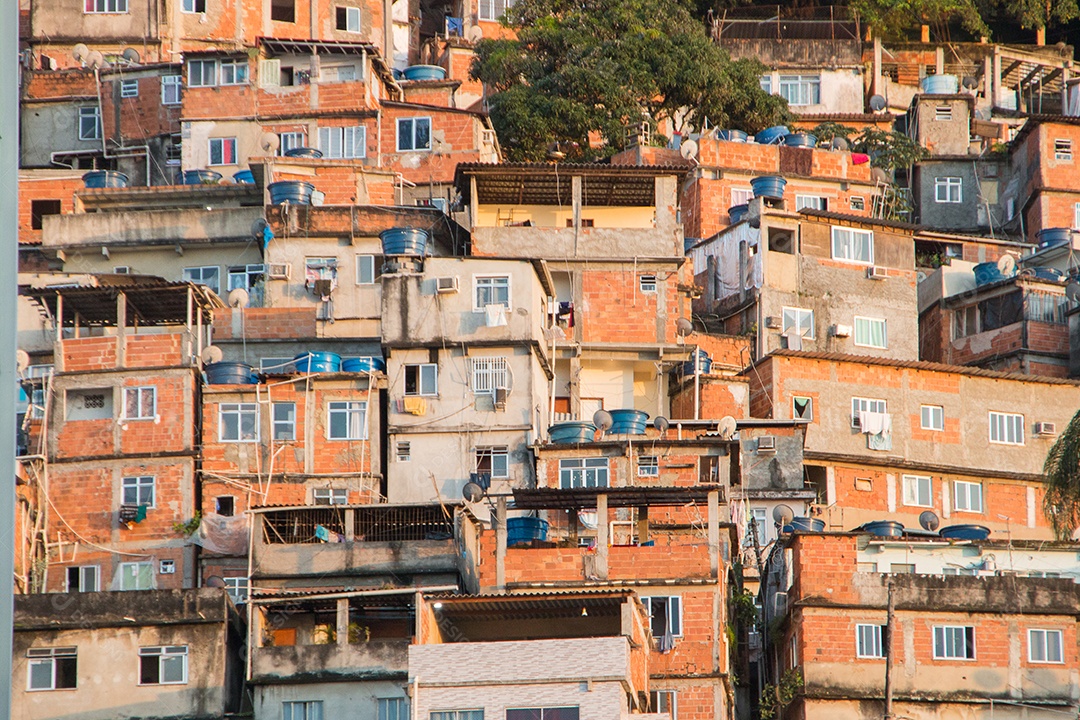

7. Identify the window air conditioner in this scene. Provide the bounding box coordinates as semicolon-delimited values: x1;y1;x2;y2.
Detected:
494;387;508;410
267;263;291;279
757;435;776;453
1035;422;1057;436
867;266;888;280
831;324;852;338
764;316;781;329
436;276;459;294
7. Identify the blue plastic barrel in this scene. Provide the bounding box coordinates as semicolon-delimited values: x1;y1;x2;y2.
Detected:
939;524;990;540
402;65;447;81
789;517;825;533
268;181;315;205
284;147;323;159
717;129;748;143
506;517;548;546
82;170;128;189
549;422;597;444
342;357;387;373
1037;228;1072;248
681;349;712;376
784;132;817;148
864;520;904;537
294;351;342;373
921;74;959;94
751;175;787;200
181;169;223;185
1031;267;1065;282
380;227;429;255
205;361;257;385
755;126;790;145
973;261;1003;286
232;170;255;185
608;409;649;435
728;204;749;224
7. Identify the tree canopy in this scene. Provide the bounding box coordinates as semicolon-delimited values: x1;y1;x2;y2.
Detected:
850;0;990;42
1043;408;1080;540
470;0;790;161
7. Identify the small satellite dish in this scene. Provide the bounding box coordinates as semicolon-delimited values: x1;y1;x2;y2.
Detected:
1067;282;1080;303
204;576;226;588
72;44;89;62
997;254;1016;276
228;288;250;308
717;415;737;440
919;510;940;532
593;410;613;432
201;346;224;364
121;47;140;64
259;132;280;153
85;50;106;69
15;350;30;376
310;190;326;206
680;139;699;160
466;25;484;43
869;94;886;112
962;76;978;89
772;504;795;526
676;318;694;337
870;167;891;184
578;509;599;530
462;481;484;502
654;416;670;434
830;137;849;151
916;271;928;283
251;218;269;239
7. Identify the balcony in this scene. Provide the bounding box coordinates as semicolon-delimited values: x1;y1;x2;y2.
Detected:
251;639;408;683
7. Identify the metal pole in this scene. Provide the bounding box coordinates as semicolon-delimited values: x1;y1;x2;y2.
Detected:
883;578;896;720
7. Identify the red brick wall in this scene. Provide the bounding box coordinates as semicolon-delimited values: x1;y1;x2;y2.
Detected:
580;267;686;344
101;72;182;141
18;174;83;246
670;378;749;420
212;307;318;340
379;104;487;184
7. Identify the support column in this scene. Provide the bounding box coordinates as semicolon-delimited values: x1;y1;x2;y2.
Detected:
708;489;720;578
935;47;944;76
993;47;1003;108
495;496;507;592
116;292;127;368
872;38;883;98
596;493;609;580
336;598;349;646
571;175;582;257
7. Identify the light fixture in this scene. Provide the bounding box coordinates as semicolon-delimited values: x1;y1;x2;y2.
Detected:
581;607;588;617
433;602;443;609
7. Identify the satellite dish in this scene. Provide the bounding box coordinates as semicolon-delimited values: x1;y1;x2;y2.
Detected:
869;94;886;112
916;271;927;283
653;416;670;433
310;190;326;206
829;137;849;151
997;254;1016;276
772;504;795;526
204;576;226;588
462;481;484;502
228;288;250;308
962;76;978;89
919;510;940;532
593;410;613;432
85;50;107;69
1067;282;1080;303
72;44;89;62
717;415;737;440
201;346;224;364
259;132;280;153
577;509;599;529
676;318;694;337
251;217;269;238
121;47;140;64
680;139;699;160
466;25;484;43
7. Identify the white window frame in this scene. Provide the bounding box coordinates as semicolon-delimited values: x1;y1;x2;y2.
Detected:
396;117;432;152
118;561;153;590
473;275;511;311
477;0;514;20
122;475;155;507
27;648;77;691
1074;202;1080;230
730;187;753;206
758;75;772;94
78;107;101;141
474;445;509;478
778;74;820;106
559;458;608;489
853;316;887;349
855;623;884;658
989;411;1024;445
138;646;188;685
278;131;306;155
471;357;509;396
379;698;409;720
313;487;349;505
851;397;887;429
219;403;259;442
1028;629;1064;664
795;195;827;211
638;455;659;477
782;306;814;339
934;176;963;203
219;59;249;86
182;0;206;11
639;274;658;293
850;196;865;211
318;125;366;159
327;400;367;440
120;79;138;98
356;254;376;284
901;474;932;508
953;480;983;513
831;226;874;265
208;137;237;166
792;396;813;421
1055;139;1073;161
933;625;975;660
183;265;220;294
404;364;438;396
122;386;156;420
84;0;128;12
224;576;249;603
272;402;296;441
649;691;676;719
66;565;99;592
161;75;182;104
642;596;682;637
921;405;944;431
338;5;362;31
285;702;325;720
188;59;217;87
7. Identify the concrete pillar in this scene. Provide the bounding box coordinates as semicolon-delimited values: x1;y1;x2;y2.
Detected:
596;493;609;580
993;47;1003;107
115;292;126;368
469;176;479;231
1036;26;1046;46
569;354;582;417
872;38;883;98
344;509;355;541
495;496;507;591
983;56;993;100
336;598;349;646
920;25;930;43
935;48;944;76
708;489;720;578
572;175;582;256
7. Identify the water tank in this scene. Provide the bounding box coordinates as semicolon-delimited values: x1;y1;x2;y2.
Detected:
402;65;447;81
506;517;548;546
863;520;904;537
783;132;818;148
680;349;712;376
380;227;429;255
284;147;324;159
789;517;825;533
1037;227;1072;248
607;409;649;435
232;170;255;185
82;170;128;189
204;361;257;385
717;129;748;143
268;181;316;205
294;351;342;373
755;126;790;145
181;169;223;185
751;175;787;200
921;74;959;94
548;421;598;444
973;261;1003;286
1031;267;1065;282
728;204;749;224
939;524;990;540
342;357;387;373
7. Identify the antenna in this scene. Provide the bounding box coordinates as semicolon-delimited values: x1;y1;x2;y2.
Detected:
227;288;250;308
201;346;224;364
259;132;281;154
919;510;940;532
717;415;737;440
996;254;1016;277
593;410;613;432
466;25;484;43
462;481;484;503
830;137;849;151
962;76;978;90
72;44;89;63
869;94;886;112
1067;282;1080;303
680;139;699;160
84;50;107;70
772;504;795;526
653;416;670;434
121;47;140;64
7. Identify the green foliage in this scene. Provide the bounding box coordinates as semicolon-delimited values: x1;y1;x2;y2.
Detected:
172;511;202;537
470;0;791;161
809;122;855;144
760;668;803;720
1043;409;1080;539
852;0;990;41
731;589;759;627
978;0;1080;31
850;128;930;173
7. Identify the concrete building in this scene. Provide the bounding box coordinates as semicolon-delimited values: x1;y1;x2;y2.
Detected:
1002;116;1080;241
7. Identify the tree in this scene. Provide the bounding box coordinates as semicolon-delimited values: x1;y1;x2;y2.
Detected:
850;127;929;173
470;0;790;161
851;0;990;42
978;0;1080;33
1043;408;1080;540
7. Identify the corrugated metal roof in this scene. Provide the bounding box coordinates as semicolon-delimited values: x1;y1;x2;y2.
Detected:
798;207;923;232
512;485;724;510
20;276;224;326
455;162;690;206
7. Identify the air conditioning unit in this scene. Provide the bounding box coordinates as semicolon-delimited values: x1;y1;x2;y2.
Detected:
757;435;776;453
1035;422;1057;436
764;316;782;329
867;266;888;280
159;559;175;574
113;266;130;274
436;276;459;294
831;323;852;338
267;263;291;279
493;387;507;410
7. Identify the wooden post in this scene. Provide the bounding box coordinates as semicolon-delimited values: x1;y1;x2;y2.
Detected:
883;578;896;719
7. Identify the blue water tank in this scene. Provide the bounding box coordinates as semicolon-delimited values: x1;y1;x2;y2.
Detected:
82;170;128;189
784;132;817;148
548;422;597;444
755;126;790;145
751;176;787;200
232;170;255;185
681;349;712;376
789;517;825;533
921;75;959;94
181;169;223;185
1037;227;1072;248
863;520;904;537
973;261;1003;286
380;227;429;255
294;351;342;373
402;65;448;81
1031;267;1065;282
717;129;748;143
608;409;649;435
939;524;990;540
506;517;548;546
342;357;387;373
205;361;257;385
284;147;324;159
268;181;316;205
728;204;749;224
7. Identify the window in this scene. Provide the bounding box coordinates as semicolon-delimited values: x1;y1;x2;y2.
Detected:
78;107;101;141
795;195;827;211
831;226;874;264
638;456;659;477
123;386;156;420
933;626;975;659
272;402;296;441
934;105;952;121
792;396;813;421
30;199;62;230
759;75;772;94
921;405;944;431
224;576;249;603
851;397;886;428
337;5;362;31
397;441;411;461
319;126;366;159
942;567;977;576
642;596;682;637
208;137;237;166
397;117;432;151
182;266;220;295
475;446;509;478
1027;629;1063;663
559;458;608;489
66;565;99;592
118;561;153;590
890;563;915;573
778;75;820;106
313;488;348;505
471;357;508;396
220;403;258;442
953;480;983;513
855;624;885;658
1075;202;1080;230
84;0;127;12
638;274;658;293
27;648;77;691
277;131;306;155
477;0;514;20
649;691;676;719
162;75;181;104
853;316;887;348
782;307;814;340
219;60;249;85
356;254;377;284
475;275;510;310
229;265;265;305
182;0;206;10
1055;139;1073;161
935;177;962;203
327;401;367;440
507;711;579;720
902;475;932;507
271;0;295;21
122;476;155;507
404;364;438;396
215;496;235;516
188;59;217;87
139;646;187;685
850;196;865;211
731;187;753;206
431;712;483;720
989;411;1024;445
120;79;138;98
379;699;409;720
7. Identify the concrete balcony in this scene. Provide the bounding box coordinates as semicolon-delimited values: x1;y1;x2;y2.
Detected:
251;639;409;683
